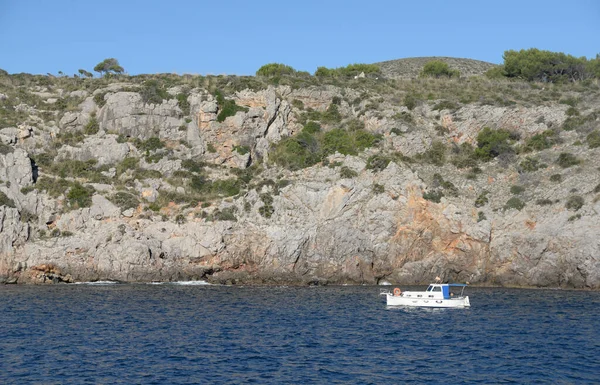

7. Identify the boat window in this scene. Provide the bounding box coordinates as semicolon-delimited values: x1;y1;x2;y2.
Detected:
433;287;442;292
426;286;433;291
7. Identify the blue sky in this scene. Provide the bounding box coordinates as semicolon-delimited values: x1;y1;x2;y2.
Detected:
1;0;598;76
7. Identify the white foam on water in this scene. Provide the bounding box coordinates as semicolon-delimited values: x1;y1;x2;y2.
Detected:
170;280;211;286
73;281;118;285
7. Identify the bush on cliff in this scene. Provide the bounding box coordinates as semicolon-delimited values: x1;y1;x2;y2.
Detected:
67;183;94;209
315;63;380;78
420;60;460;78
0;191;15;208
214;90;248;122
565;195;584;211
475;127;517;161
256;63;297;77
501;49;598;83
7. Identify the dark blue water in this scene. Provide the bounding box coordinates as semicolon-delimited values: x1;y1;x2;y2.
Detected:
1;284;599;384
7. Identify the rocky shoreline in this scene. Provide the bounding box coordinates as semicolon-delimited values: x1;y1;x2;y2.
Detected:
1;71;599;288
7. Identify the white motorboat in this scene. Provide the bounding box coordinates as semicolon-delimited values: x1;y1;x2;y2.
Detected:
380;283;470;308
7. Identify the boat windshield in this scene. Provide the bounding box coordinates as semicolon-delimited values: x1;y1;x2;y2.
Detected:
426;285;433;291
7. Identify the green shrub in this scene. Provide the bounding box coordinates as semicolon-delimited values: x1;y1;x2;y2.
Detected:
175;214;186;224
0;143;14;155
372;184;385;194
420;60;460;78
366;155;391;172
451;143;477;169
423;189;444;203
586;131;600;149
432;100;459;111
181;159;205;173
258;193;274;218
136;137;164;152
502;48;594;83
477;211;487;222
595;183;600;193
116;157;140;176
256;63;297;77
83;116;99;135
510;185;525;195
233;145;250;155
475;127;517;161
140;80;170;105
536;198;553;206
520;156;540;172
207;143;217;153
34;177;71;198
565;195;584;211
565;107;579;116
523;130;557;152
210;179;241;197
550;174;562;183
303;121;321;134
340;166;358;178
322;129;355;155
67;183;94;209
0;191;15;208
93;92;108;107
270;132;320;171
176;93;190;115
214;90;248;122
314;63;380;78
419;140;446;166
504;197;525;211
556;152;581;168
403;94;418;110
209;207;238;221
559;97;579;107
57;131;85;146
148;203;161;212
109;191;140;210
393;111;414;125
568;213;582;222
475;191;489;207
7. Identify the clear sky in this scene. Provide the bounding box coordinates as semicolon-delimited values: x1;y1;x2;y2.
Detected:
1;0;598;76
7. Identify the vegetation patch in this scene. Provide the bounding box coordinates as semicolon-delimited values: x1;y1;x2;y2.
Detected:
556;153;581;168
0;190;15;208
66;183;94;209
475;127;518;161
565;195;584;211
475;191;489;207
109;191;140;210
504;197;525;211
586;131;600;149
523;130;557;152
214;90;248;122
420;60;460;78
423;189;444;203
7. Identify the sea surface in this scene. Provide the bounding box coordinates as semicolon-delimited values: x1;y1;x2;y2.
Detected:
1;283;599;384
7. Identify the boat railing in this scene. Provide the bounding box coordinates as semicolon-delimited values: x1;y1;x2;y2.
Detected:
379;288;392;296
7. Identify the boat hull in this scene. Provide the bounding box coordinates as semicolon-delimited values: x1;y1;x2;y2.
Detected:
385;294;470;308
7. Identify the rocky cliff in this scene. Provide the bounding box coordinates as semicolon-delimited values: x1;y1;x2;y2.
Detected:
0;71;599;287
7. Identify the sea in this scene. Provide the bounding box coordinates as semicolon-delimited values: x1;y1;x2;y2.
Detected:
1;283;599;384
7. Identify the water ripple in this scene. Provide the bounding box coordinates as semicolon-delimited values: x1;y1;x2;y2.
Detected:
0;285;599;383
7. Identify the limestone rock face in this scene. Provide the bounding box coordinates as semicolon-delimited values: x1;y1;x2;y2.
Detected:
98;92;183;140
57;135;130;166
1;77;600;289
0;148;33;189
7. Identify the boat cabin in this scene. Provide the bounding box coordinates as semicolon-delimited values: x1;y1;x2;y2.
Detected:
426;283;467;299
400;283;468;300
